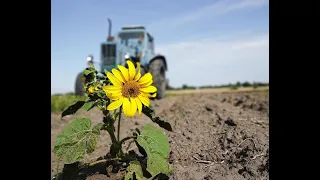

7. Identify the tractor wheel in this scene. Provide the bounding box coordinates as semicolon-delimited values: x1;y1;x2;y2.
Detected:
138;65;146;76
75;72;85;96
165;78;169;89
148;59;166;99
125;61;146;76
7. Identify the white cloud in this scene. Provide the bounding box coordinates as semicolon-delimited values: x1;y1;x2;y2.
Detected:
156;33;269;87
231;37;269;50
149;0;268;29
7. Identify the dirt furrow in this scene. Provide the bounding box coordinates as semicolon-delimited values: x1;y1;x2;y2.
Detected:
51;91;269;180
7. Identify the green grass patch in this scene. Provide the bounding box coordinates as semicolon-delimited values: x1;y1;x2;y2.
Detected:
164;93;178;98
51;94;87;112
229;85;239;90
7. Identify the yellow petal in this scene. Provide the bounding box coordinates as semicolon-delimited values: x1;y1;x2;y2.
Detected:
107;97;123;110
122;98;131;117
88;86;94;94
141;92;157;98
141;86;157;93
134;98;142;117
118;65;129;82
138;94;150;107
129;98;137;117
127;60;136;80
106;92;122;100
102;85;121;94
139;80;153;88
112;69;125;83
138;73;152;85
107;72;122;87
134;62;141;81
148;93;157;98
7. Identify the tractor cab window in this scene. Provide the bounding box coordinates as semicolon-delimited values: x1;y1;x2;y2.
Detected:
118;32;145;47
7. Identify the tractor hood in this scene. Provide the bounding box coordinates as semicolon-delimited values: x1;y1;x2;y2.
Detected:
100;42;117;72
100;42;138;73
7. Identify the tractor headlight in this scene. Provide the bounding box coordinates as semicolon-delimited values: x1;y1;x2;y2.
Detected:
86;56;93;61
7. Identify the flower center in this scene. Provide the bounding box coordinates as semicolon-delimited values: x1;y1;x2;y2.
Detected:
121;80;141;98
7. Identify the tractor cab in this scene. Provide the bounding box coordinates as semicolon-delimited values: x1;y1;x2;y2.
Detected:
100;25;155;73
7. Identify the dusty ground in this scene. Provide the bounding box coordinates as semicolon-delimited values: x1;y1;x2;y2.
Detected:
166;86;269;95
51;89;269;180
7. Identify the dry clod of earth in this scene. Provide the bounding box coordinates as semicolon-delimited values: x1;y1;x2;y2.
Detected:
51;90;269;180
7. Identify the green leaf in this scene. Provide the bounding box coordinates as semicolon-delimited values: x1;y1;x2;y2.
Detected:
136;124;172;177
82;101;95;111
149;173;169;180
84;69;94;76
96;74;105;81
142;107;173;131
61;101;85;118
92;123;104;134
125;160;147;180
53;118;101;164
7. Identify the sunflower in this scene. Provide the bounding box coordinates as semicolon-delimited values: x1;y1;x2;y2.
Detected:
102;60;157;117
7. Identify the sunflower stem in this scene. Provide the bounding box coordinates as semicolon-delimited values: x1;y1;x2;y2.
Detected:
117;107;122;142
107;126;117;144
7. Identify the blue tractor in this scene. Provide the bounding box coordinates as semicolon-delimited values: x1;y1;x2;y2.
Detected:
75;18;168;99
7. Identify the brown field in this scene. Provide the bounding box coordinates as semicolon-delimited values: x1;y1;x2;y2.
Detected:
51;87;269;180
166;86;269;95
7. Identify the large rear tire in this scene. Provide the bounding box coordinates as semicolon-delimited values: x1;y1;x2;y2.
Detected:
139;65;146;76
75;72;85;96
148;59;166;99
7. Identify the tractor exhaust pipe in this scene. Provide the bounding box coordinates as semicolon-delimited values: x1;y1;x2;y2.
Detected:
107;18;114;41
107;18;112;38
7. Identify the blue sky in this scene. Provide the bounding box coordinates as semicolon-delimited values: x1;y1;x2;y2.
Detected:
51;0;269;94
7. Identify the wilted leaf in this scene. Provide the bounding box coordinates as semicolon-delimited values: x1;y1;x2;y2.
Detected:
151;117;172;132
142;107;172;131
125;160;147;180
54;118;101;164
59;162;81;180
61;101;85;118
142;106;155;118
136;124;172;177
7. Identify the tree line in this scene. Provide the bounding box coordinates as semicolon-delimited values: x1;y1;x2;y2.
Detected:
167;81;269;90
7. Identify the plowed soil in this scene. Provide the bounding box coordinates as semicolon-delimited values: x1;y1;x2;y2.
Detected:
51;89;269;180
